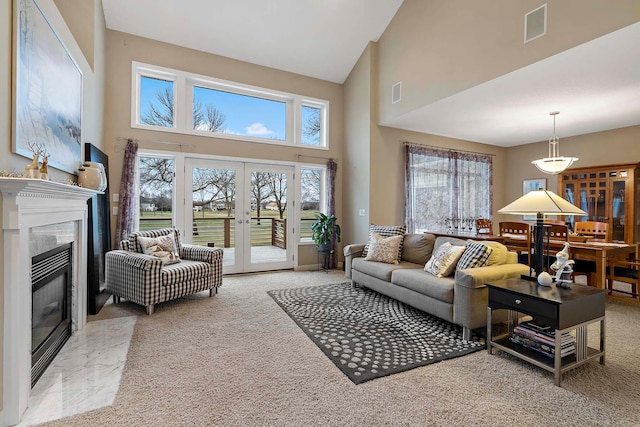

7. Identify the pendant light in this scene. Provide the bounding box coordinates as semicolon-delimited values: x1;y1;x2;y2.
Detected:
531;111;578;175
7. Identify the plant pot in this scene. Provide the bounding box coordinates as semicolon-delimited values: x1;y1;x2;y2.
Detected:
318;243;333;254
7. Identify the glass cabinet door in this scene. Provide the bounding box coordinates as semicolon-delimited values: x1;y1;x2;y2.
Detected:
610;179;626;242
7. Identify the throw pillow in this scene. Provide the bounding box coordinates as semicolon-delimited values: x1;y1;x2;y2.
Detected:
401;233;436;265
473;240;508;266
456;241;494;270
362;224;407;262
364;233;403;264
424;242;466;277
137;234;181;265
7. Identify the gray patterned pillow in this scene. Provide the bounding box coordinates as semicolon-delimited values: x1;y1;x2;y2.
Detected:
362;224;407;262
456;241;493;270
364;233;403;264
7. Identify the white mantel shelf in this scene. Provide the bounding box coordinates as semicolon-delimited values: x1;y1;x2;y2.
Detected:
1;177;99;426
0;177;100;199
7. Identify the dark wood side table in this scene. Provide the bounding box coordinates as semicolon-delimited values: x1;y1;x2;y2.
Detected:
486;278;606;386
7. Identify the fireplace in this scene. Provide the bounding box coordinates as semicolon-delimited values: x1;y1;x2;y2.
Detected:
31;243;73;387
1;178;98;426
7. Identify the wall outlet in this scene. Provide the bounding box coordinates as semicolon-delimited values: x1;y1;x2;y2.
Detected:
359;209;366;217
112;207;118;216
112;193;119;202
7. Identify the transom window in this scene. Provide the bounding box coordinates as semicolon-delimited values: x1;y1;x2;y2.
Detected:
132;62;328;148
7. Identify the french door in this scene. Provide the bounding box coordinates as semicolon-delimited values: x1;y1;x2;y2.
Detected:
184;159;294;274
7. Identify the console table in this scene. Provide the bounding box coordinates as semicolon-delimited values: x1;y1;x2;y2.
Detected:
486;278;606;386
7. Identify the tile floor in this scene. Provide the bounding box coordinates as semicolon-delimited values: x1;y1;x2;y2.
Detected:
17;316;136;426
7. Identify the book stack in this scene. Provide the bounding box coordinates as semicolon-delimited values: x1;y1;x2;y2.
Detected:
510;320;575;358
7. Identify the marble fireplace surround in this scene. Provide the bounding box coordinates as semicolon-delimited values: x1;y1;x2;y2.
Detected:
0;178;98;426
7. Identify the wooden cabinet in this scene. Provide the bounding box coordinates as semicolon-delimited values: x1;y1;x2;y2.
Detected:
558;163;640;244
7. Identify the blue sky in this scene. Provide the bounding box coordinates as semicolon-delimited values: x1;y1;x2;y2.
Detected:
140;76;286;139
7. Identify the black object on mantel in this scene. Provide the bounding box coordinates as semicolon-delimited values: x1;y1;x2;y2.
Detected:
85;143;111;314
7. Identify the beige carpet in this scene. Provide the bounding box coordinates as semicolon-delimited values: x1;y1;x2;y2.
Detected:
39;271;640;426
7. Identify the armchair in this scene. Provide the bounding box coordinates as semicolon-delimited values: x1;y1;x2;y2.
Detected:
105;228;223;314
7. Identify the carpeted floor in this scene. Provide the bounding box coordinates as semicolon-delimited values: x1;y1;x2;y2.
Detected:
38;270;640;426
268;283;484;384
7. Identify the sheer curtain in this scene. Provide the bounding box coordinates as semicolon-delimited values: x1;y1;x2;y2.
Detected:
115;139;140;244
405;143;493;233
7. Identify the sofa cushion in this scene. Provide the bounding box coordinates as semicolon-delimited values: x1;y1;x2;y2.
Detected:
456;241;493;270
424;242;466;277
364;233;403;264
352;258;421;282
161;260;212;287
362;224;407;262
391;269;455;303
433;236;467;254
401;233;435;265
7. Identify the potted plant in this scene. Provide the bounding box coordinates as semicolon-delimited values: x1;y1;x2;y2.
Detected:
311;213;341;253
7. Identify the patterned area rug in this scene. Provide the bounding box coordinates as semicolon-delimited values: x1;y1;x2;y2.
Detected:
268;283;485;384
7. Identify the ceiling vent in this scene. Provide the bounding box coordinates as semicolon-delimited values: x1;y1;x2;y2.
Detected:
392;82;401;104
525;4;547;43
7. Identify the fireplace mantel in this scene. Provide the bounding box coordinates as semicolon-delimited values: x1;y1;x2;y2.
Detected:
0;178;99;426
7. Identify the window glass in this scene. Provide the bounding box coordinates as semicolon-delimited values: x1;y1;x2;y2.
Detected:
138;156;175;230
139;76;174;127
406;147;492;233
301;105;321;146
193;86;286;140
300;167;324;241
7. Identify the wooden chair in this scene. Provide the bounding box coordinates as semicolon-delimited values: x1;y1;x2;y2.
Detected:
574;221;610;241
608;252;639;299
475;218;492;235
499;222;531;265
544;224;568;273
544;219;566;226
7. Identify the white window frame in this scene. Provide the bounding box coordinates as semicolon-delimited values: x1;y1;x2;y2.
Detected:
131;62;329;149
132;65;179;131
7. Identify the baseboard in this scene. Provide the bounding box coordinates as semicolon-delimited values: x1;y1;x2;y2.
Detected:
294;264;322;271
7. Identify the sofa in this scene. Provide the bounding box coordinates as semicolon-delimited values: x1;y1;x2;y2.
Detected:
106;228;224;314
344;233;529;339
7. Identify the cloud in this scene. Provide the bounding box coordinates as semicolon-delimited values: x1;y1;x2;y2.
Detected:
245;123;275;136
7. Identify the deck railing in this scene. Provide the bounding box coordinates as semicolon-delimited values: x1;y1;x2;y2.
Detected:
139;217;315;247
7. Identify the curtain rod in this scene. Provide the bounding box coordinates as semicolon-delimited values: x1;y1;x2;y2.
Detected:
402;141;495;157
115;137;195;152
297;154;336;163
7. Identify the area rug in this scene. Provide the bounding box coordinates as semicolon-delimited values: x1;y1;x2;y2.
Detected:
268;282;485;384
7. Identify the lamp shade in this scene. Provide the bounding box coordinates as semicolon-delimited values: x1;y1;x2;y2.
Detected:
498;189;586;216
531;157;578;175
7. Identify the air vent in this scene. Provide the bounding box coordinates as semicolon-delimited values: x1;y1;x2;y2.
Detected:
525;4;547;43
392;82;401;104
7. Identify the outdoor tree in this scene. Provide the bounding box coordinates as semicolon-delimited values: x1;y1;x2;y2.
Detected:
300;169;321;210
251;172;271;223
267;172;287;219
302;106;321;145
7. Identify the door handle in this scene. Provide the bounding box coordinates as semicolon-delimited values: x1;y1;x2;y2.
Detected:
237;220;243;224
246;220;250;224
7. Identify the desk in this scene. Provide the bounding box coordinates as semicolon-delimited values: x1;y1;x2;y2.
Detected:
568;242;637;290
426;230;505;243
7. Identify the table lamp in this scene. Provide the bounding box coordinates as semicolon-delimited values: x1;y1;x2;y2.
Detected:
498;189;586;282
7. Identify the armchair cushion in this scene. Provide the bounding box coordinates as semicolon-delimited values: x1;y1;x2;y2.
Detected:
129;228;182;254
138;234;181;265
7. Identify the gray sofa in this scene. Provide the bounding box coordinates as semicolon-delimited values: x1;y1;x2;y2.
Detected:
344;233;529;340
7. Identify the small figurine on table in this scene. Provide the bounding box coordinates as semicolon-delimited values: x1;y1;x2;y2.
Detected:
550;242;574;289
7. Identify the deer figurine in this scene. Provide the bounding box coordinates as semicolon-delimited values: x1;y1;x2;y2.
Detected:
39;151;50;180
23;142;43;179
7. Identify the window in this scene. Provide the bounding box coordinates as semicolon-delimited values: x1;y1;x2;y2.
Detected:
132;62;329;148
299;166;326;242
193;86;286;140
138;156;175;230
405;145;492;233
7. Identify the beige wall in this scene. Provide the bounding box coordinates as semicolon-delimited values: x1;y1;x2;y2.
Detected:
377;0;640;124
343;43;373;245
103;30;344;266
504;125;640;207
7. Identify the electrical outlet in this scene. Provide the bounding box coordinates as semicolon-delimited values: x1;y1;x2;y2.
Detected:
112;207;118;216
359;209;366;217
113;193;119;202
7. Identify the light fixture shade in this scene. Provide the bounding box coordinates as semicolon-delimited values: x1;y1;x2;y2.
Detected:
498;189;586;216
531;156;578;175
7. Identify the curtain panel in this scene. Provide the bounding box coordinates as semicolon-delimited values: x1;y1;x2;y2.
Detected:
115;139;140;244
404;144;493;233
326;159;338;269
